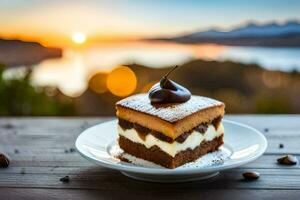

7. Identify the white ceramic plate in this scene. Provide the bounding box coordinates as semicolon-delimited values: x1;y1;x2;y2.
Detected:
76;119;267;182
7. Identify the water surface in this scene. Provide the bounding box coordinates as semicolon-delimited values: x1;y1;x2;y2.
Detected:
7;41;300;97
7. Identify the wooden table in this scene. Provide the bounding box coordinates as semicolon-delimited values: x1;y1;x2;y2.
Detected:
0;115;299;200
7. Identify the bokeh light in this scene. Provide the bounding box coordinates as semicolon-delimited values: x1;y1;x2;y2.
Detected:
107;66;137;97
88;71;108;94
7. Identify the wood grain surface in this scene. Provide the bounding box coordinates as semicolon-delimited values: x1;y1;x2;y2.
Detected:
0;115;299;200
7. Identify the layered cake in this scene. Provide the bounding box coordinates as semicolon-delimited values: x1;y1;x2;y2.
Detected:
116;66;225;168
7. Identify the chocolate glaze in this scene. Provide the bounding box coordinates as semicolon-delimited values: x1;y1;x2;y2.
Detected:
175;124;208;143
175;131;192;143
119;119;172;143
212;116;222;130
133;123;150;141
118;118;221;144
151;130;173;143
194;124;208;134
118;119;133;129
148;66;191;104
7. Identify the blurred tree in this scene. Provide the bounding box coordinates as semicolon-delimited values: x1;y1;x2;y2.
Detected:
0;64;75;116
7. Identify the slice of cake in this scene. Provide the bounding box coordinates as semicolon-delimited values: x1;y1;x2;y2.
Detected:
116;94;225;168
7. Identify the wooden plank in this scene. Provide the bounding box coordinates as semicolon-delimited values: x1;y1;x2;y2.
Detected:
0;188;299;200
1;137;299;155
1;116;300;152
0;154;298;169
0;116;300;199
0;115;299;141
226;115;300;130
1;115;299;137
1;166;300;176
0;168;300;190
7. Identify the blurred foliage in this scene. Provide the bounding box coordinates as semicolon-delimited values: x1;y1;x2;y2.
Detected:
1;58;300;116
124;60;300;114
0;64;75;116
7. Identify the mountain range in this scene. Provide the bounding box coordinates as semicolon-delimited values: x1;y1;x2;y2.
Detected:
151;20;300;47
0;39;62;67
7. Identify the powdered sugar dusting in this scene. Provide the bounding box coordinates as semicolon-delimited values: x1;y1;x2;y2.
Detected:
116;94;224;123
121;153;163;168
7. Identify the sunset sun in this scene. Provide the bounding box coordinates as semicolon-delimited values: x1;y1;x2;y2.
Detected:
72;32;86;44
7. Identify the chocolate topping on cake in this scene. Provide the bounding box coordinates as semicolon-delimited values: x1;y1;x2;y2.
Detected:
148;65;191;104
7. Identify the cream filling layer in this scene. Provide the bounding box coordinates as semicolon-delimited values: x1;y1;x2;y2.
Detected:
118;123;224;157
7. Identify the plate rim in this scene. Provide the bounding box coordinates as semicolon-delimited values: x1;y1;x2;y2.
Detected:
76;119;267;175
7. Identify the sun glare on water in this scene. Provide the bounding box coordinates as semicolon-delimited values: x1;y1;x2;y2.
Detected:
72;32;86;44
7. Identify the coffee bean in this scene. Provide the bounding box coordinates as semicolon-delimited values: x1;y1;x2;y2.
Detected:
2;123;14;129
0;153;10;168
60;175;70;183
64;148;76;153
264;128;269;132
21;168;26;174
277;155;298;165
279;144;284;149
243;171;260;180
69;148;76;153
14;149;19;154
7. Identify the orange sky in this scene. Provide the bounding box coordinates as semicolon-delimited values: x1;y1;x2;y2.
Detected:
0;32;139;47
0;2;157;47
1;0;299;47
